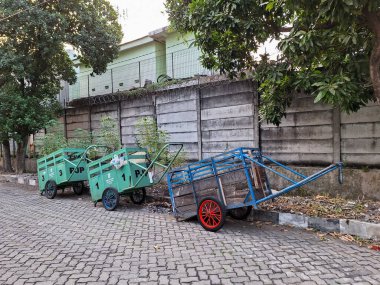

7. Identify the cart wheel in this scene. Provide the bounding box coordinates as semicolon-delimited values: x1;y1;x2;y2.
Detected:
130;188;146;205
338;168;344;185
102;188;119;211
45;180;57;199
73;182;84;195
229;206;253;220
197;197;226;232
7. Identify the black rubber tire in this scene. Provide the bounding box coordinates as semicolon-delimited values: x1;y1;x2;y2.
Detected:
338;168;344;185
229;206;253;220
197;197;226;232
73;182;84;195
102;188;119;211
130;188;146;205
45;180;57;199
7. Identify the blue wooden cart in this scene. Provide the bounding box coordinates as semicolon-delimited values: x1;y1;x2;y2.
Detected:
167;147;343;232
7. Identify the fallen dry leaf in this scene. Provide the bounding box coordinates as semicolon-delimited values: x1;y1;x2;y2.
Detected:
339;235;355;242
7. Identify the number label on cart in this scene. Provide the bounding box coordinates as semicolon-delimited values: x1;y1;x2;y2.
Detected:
134;170;148;178
69;167;85;174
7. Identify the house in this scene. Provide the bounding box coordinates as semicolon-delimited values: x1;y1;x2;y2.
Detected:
67;28;213;102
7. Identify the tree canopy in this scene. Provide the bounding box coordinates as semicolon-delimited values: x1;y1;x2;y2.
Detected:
166;0;379;125
0;0;123;172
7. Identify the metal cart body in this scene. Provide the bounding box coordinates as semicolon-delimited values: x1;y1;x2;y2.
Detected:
37;148;91;198
88;144;183;210
37;145;110;199
167;147;343;231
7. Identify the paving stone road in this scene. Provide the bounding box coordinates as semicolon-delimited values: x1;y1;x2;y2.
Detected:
0;183;380;285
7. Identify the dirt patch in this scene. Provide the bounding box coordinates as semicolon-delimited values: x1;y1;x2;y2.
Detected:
260;195;380;223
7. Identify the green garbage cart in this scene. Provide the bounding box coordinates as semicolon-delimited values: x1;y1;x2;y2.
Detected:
88;144;183;211
37;145;109;199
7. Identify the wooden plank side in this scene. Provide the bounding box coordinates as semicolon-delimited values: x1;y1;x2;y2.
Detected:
168;132;198;143
341;122;380;139
155;89;197;104
341;138;380;154
201;91;253;110
202;141;255;153
91;111;118;122
261;139;333;154
120;96;153;109
201;104;253;121
202;129;254;142
66;107;90;116
156;99;196;114
265;152;333;164
90;103;118;113
157;111;197;124
201;80;254;98
121;115;154;127
66;122;90;131
66;114;89;124
261;125;333;140
160;121;198;134
261;110;333;128
286;95;332;113
341;154;380;165
202;116;253;131
120;105;154;118
341;105;380;124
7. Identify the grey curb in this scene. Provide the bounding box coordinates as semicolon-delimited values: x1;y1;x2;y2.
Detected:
249;210;380;241
2;174;379;241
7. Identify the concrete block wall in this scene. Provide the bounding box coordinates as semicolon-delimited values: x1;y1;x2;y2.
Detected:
59;79;380;200
65;107;90;140
261;92;335;164
340;101;380;166
200;81;257;158
120;96;155;147
63;80;380;167
156;88;199;160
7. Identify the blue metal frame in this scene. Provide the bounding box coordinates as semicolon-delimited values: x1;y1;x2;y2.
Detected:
167;147;343;219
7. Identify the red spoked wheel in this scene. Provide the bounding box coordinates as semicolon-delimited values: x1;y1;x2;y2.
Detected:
197;197;226;232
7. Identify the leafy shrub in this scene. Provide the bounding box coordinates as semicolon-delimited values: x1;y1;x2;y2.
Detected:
37;120;68;156
94;116;121;151
68;128;93;149
135;117;185;167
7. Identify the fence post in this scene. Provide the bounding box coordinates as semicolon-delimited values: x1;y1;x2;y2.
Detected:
171;53;174;79
111;69;114;93
63;100;68;140
332;107;341;163
117;96;122;146
138;61;141;87
87;74;90;98
88;75;92;133
252;81;260;149
196;87;202;160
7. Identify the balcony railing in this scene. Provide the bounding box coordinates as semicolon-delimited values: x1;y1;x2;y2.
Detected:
66;46;214;103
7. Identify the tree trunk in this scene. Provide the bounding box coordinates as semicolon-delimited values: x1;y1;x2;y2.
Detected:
364;9;380;103
2;140;12;172
15;136;29;174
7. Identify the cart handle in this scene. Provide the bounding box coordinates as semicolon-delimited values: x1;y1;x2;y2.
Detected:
131;143;184;188
66;145;112;181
